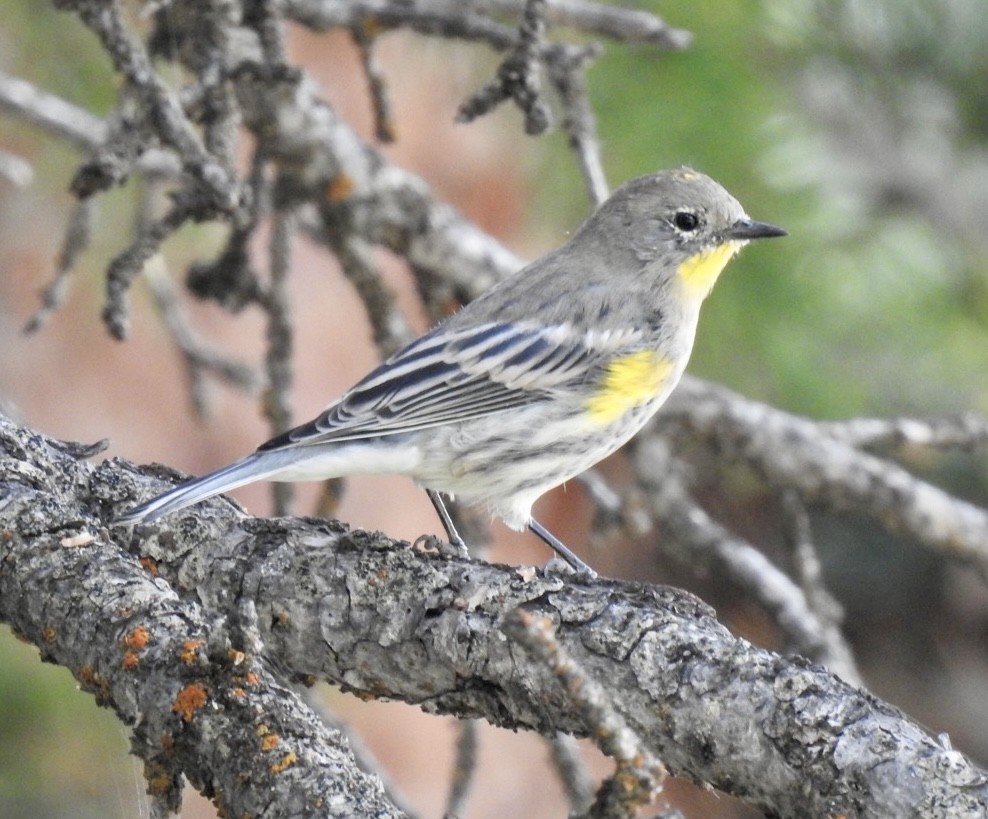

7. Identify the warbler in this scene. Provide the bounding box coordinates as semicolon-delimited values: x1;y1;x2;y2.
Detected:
118;168;785;574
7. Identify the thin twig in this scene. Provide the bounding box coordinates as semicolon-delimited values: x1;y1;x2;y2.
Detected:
779;489;860;682
102;199;194;340
443;719;478;818
288;0;519;49
69;105;153;198
352;20;397;143
261;206;297;515
0;70;180;177
634;434;862;683
196;6;241;177
486;0;691;48
284;0;691;49
0;69;108;152
133;176;258;414
504;608;666;819
545;43;608;206
64;0;239;211
145;259;260;414
331;235;415;358
250;0;291;65
456;0;553;134
548;733;595;815
186;150;269;312
23;199;94;334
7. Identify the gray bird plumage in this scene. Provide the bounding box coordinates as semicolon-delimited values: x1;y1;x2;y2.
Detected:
118;168;786;574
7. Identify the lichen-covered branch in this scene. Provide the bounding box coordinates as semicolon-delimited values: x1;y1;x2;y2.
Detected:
632;435;862;684
284;0;692;50
665;378;988;574
456;0;554;134
22;199;95;335
0;417;402;818
1;414;985;817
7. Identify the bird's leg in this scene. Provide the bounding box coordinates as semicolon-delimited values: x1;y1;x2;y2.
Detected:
426;489;470;557
426;491;596;577
528;519;597;578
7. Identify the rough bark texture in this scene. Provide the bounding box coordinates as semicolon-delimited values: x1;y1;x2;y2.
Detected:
2;414;986;818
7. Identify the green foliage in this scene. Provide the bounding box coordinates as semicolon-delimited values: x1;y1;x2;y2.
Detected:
0;631;137;817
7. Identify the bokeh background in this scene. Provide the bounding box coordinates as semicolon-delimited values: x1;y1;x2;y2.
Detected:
2;1;987;816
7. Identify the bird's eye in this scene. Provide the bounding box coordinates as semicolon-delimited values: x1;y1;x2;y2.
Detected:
673;210;700;232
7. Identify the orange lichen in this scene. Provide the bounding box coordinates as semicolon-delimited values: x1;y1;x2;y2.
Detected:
172;683;208;722
245;672;260;687
325;172;355;201
122;650;140;670
227;649;246;666
139;556;160;576
270;752;297;774
180;638;206;665
260;734;280;752
145;760;174;796
76;663;112;703
367;567;389;588
360;15;385;37
230;687;247;701
123;625;151;650
41;626;56;643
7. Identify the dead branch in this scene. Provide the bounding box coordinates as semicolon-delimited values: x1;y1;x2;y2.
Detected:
1;414;985;817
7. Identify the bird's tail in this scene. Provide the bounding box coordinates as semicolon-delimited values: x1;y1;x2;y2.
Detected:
116;451;293;525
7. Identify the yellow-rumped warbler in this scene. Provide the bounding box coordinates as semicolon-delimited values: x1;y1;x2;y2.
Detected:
119;168;785;574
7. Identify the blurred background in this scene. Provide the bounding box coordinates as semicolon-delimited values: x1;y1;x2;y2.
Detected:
1;0;987;816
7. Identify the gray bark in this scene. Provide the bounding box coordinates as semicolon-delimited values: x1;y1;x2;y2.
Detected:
2;414;986;818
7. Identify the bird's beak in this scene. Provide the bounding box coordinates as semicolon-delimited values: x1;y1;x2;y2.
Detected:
726;218;788;241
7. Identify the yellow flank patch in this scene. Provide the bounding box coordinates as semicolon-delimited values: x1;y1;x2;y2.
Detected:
586;351;673;424
677;241;742;299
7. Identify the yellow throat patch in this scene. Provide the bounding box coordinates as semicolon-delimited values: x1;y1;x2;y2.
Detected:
677;240;743;300
586;351;673;425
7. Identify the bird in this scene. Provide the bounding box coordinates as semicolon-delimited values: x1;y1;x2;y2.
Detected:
118;168;786;575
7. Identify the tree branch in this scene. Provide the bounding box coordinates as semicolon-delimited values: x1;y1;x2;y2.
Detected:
284;0;692;50
665;378;988;575
632;435;862;685
1;413;985;817
0;417;402;818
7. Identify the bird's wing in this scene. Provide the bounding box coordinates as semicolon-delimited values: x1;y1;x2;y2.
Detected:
259;322;615;450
